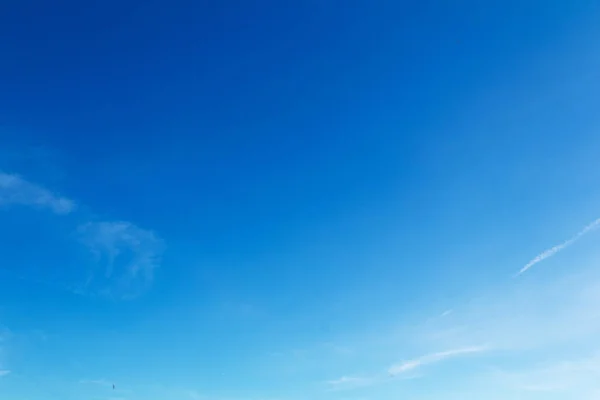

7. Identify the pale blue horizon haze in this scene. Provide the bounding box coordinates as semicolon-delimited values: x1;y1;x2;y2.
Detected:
1;1;600;399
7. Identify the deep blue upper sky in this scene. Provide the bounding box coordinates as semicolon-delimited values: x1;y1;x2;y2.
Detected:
1;1;600;399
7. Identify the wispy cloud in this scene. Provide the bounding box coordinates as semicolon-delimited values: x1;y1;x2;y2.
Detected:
0;170;165;300
517;217;600;275
0;369;10;377
186;390;203;400
0;172;74;214
324;347;488;391
80;379;113;387
395;354;600;400
327;343;354;356
388;346;489;376
312;239;600;399
326;375;375;390
78;221;165;299
423;268;600;354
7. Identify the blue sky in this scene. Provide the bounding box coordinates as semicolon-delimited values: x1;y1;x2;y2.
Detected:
1;1;600;399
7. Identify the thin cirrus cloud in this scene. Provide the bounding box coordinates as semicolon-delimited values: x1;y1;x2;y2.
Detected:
388;345;489;376
0;370;10;377
326;375;375;390
79;378;113;387
0;171;75;214
186;390;203;400
517;217;600;275
0;170;164;299
77;221;165;299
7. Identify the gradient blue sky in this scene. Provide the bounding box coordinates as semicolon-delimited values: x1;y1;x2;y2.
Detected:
1;1;600;399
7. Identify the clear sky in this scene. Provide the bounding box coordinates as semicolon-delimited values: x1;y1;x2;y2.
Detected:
1;1;600;399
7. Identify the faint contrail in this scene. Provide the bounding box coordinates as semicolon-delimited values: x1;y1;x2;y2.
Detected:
517;218;600;275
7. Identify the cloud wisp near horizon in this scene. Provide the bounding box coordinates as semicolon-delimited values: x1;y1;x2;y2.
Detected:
322;256;600;399
325;345;490;392
388;345;490;376
319;219;600;398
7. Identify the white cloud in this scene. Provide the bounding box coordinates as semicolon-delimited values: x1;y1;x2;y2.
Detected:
186;390;203;400
78;221;165;299
0;170;165;300
388;346;489;376
80;379;113;387
327;375;374;389
0;172;74;214
395;266;600;400
518;217;600;275
0;369;10;377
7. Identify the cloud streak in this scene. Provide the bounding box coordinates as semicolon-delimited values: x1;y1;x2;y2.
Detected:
0;172;75;214
388;346;489;376
325;345;489;392
518;217;600;275
0;370;10;377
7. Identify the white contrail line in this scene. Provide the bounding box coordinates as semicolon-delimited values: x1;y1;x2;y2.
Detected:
517;218;600;276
